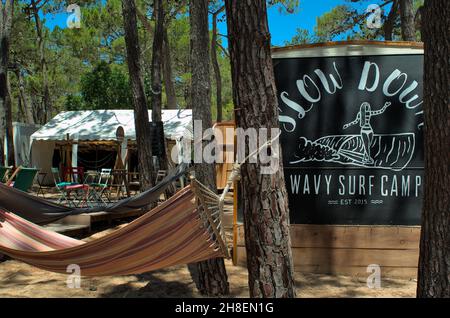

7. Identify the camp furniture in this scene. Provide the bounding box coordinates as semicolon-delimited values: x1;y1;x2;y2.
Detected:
36;172;49;197
65;184;90;208
5;167;39;192
109;169;130;200
0;178;229;276
87;168;112;205
155;170;168;202
51;167;72;188
83;170;99;184
128;171;141;194
51;167;89;207
0;164;189;225
51;167;73;205
63;166;85;184
0;166;12;183
154;169;178;202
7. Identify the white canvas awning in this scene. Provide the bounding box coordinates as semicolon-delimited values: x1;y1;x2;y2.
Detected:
31;109;193;142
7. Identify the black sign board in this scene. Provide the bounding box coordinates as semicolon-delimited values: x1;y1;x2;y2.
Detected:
274;54;424;225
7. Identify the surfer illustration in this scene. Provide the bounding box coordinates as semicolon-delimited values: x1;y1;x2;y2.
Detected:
343;101;391;164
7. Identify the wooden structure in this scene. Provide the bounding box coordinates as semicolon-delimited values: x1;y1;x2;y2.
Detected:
233;41;424;279
214;120;235;190
234;224;420;278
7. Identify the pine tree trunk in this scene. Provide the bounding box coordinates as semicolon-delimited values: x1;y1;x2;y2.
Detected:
0;61;8;166
211;6;224;123
384;0;398;41
151;0;164;123
17;93;25;121
31;0;51;124
122;0;155;190
162;28;178;110
225;0;296;298
188;0;229;296
6;75;14;166
400;0;416;41
150;0;169;172
0;39;8;166
416;0;450;298
14;67;34;124
0;0;14;166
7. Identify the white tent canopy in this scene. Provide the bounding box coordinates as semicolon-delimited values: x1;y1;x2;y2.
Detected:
30;110;192;184
31;109;193;142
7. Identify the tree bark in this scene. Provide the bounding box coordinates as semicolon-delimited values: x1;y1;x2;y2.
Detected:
188;0;229;297
136;4;177;111
400;0;416;41
150;0;164;123
211;6;224;123
416;0;450;298
162;28;178;109
415;6;424;42
17;91;25;120
0;0;14;166
384;0;399;41
30;0;51;124
225;0;296;298
6;75;14;166
14;67;34;124
150;0;169;172
121;0;155;190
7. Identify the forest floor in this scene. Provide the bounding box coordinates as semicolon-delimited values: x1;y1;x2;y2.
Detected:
0;223;417;298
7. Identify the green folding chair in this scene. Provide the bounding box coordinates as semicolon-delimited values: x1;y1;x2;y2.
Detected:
51;167;77;206
6;167;39;192
87;168;112;205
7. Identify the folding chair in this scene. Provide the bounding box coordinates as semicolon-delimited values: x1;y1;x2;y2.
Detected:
87;168;112;205
51;167;89;207
52;167;72;205
109;169;130;201
128;171;141;195
155;170;169;202
63;167;85;184
0;166;12;183
6;167;39;192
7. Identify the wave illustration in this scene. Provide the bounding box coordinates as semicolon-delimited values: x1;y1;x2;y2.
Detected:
290;133;415;171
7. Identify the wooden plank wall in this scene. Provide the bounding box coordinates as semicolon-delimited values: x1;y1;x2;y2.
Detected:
235;224;420;278
214;121;235;190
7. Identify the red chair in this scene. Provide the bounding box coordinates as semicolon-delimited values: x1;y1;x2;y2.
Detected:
64;183;90;208
63;167;85;184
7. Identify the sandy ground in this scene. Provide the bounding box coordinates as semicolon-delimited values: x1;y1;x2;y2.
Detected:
0;224;417;298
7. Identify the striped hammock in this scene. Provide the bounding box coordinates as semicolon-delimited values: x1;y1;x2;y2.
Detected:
0;182;228;276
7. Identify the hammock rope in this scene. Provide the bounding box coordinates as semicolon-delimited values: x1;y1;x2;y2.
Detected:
188;131;281;259
190;177;229;258
218;132;281;221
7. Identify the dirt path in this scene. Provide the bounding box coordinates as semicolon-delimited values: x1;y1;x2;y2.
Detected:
0;225;417;298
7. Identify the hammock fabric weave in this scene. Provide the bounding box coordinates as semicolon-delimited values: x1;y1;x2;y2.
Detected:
0;185;225;276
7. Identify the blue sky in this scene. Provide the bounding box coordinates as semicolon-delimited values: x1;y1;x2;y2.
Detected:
45;0;390;46
266;0;356;45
